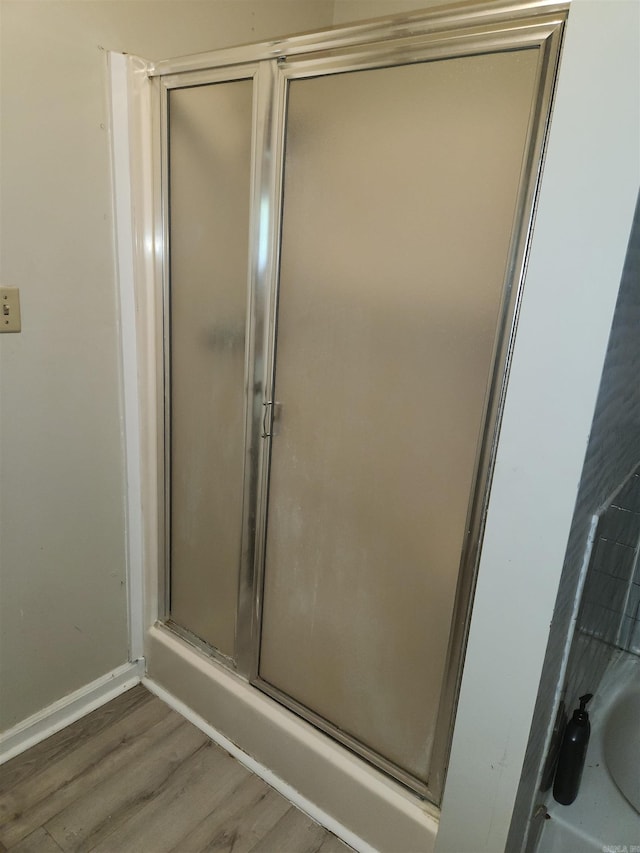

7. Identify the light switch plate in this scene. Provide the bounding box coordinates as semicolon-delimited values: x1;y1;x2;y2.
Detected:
1;287;21;333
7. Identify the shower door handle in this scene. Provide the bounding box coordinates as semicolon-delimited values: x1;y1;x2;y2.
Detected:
261;401;273;438
261;400;282;438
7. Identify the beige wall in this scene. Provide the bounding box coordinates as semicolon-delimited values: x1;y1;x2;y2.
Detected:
333;0;440;24
0;0;334;732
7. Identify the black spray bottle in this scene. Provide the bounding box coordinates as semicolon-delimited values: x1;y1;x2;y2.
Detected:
553;693;593;805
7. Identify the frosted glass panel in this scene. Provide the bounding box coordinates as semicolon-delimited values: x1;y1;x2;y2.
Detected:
168;80;252;658
259;51;539;782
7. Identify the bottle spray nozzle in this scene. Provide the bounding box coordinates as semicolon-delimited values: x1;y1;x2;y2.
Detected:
578;693;593;711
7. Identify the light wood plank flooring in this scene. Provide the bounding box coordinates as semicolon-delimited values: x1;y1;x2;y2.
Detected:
0;685;352;853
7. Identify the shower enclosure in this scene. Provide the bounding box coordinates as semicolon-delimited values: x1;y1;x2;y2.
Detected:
151;3;565;805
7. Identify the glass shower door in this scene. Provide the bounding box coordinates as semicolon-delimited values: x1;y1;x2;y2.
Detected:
167;78;253;660
158;7;565;806
257;51;541;791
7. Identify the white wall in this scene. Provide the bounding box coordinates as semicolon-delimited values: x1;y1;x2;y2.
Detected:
0;0;334;733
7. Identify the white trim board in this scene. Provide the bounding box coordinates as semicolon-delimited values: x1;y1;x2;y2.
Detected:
145;624;438;853
0;661;144;765
108;51;145;663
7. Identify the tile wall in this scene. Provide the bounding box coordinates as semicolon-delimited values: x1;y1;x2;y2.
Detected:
579;470;640;656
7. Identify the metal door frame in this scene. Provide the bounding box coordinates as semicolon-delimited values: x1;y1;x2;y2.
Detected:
153;0;567;804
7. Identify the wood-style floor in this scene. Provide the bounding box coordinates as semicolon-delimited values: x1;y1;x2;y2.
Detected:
0;685;352;853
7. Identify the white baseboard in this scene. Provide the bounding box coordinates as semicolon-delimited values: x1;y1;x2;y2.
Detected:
0;659;144;765
145;625;438;853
